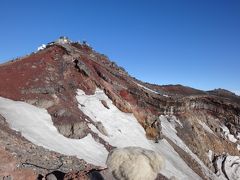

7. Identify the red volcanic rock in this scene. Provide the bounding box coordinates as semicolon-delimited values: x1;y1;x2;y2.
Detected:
1;42;239;142
0;39;240;180
119;89;136;103
0;147;37;180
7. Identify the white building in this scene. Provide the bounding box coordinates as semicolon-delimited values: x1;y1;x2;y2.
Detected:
56;36;71;44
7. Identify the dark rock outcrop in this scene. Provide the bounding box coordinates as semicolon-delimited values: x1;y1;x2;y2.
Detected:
0;38;239;179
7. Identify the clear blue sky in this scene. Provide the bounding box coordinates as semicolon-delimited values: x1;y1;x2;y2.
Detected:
1;0;240;94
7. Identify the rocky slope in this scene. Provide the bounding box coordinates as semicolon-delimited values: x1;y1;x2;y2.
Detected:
0;37;239;180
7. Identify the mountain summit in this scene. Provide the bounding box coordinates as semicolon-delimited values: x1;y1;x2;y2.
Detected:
0;38;239;180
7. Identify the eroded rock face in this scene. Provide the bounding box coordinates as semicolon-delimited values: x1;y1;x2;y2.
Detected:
0;39;240;179
176;111;240;174
57;121;89;139
2;40;239;143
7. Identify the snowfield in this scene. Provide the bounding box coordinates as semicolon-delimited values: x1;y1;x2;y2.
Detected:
76;88;201;179
220;124;240;151
76;88;152;149
215;155;240;180
0;97;108;167
0;90;201;179
160;115;218;179
221;124;238;143
1;88;238;179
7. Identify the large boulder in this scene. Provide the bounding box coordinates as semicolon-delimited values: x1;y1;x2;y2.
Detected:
106;147;165;180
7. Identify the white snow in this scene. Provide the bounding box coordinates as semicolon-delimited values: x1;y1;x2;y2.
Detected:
221;125;238;143
237;133;240;140
224;156;240;180
238;144;240;151
233;90;240;96
220;125;240;151
37;44;46;51
0;97;108;167
160;115;218;179
207;150;214;161
215;155;240;180
3;87;235;179
77;88;152;149
171;115;183;128
136;83;160;94
76;88;201;179
163;94;169;97
154;140;201;179
199;121;215;135
135;82;171;97
0;90;202;179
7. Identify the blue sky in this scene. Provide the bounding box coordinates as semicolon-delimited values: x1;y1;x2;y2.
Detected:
0;0;240;94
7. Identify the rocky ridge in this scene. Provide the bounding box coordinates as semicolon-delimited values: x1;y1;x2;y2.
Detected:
0;37;239;179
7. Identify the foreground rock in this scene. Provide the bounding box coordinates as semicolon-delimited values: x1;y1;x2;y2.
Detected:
107;147;165;180
0;147;37;180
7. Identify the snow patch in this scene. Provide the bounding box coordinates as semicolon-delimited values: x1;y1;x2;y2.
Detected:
207;150;214;162
220;125;240;151
237;133;240;140
199;121;215;135
233;90;240;96
221;125;238;143
215;155;240;180
76;88;200;179
155;139;201;179
160;115;218;179
135;82;171;97
0;97;108;167
77;88;151;149
37;44;46;51
136;83;160;94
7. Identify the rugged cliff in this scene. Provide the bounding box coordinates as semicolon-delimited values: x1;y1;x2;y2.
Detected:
0;38;239;180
